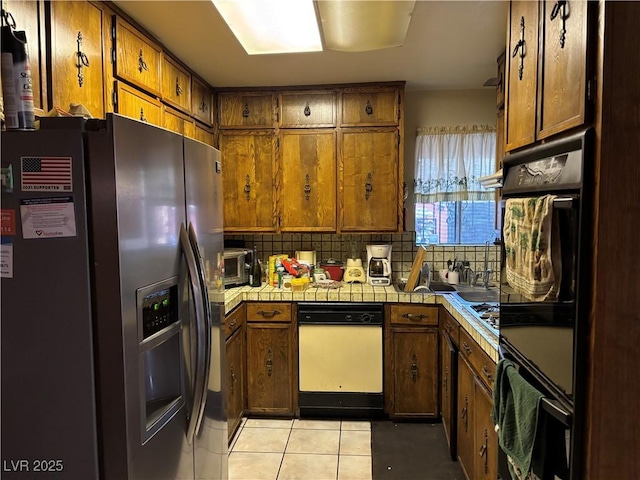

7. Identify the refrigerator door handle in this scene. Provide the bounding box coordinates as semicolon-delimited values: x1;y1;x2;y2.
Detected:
188;222;212;436
180;223;207;445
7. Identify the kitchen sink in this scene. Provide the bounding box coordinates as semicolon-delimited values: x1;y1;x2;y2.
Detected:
455;289;499;303
393;281;456;293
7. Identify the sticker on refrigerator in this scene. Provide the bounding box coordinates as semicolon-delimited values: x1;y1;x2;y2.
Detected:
1;239;13;278
20;156;73;192
1;164;14;193
1;209;17;235
20;197;77;239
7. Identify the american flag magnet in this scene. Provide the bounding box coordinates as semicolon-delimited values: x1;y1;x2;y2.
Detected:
20;156;73;192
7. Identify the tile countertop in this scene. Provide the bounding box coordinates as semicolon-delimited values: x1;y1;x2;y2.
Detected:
223;283;499;363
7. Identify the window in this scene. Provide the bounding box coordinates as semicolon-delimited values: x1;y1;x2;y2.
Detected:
414;125;496;245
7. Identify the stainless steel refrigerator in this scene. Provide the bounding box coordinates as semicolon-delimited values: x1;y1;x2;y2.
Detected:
1;114;227;479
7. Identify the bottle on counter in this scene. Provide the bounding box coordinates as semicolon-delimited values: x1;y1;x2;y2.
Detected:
249;245;262;287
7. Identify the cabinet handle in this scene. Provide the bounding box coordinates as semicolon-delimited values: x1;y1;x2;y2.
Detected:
479;429;489;474
482;365;494;383
1;9;16;29
140;107;147;123
304;102;311;117
138;49;148;73
410;353;419;382
511;16;526;80
266;348;273;376
304;174;311;200
402;313;427;322
76;31;90;88
229;319;237;328
550;0;568;48
461;395;469;432
256;309;281;318
199;98;208;112
230;363;236;394
176;77;183;96
242;102;250;118
365;100;373;115
244;175;251;201
447;324;454;333
462;341;472;355
365;172;373;200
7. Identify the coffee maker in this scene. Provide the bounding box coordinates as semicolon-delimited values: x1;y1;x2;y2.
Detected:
366;244;392;286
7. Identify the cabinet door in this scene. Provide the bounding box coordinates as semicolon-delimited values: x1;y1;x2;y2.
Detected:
220;131;276;232
226;327;244;441
6;0;45;110
246;323;292;413
112;16;162;97
163;106;188;135
474;377;499;480
48;0;105;118
194;123;214;146
280;130;336;232
218;92;274;128
537;0;590;140
192;76;213;126
114;81;162;127
279;91;335;128
391;328;438;417
457;356;475;480
340;129;399;231
161;54;191;113
340;87;399;126
505;0;539;151
440;330;458;460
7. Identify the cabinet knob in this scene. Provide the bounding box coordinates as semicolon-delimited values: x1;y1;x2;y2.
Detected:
138;49;149;73
266;348;273;376
410;353;419;382
76;31;90;88
304;102;311;117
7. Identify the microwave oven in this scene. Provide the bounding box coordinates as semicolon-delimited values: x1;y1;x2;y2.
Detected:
223;248;252;287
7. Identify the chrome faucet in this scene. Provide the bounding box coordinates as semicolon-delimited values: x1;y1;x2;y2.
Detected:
482;240;493;289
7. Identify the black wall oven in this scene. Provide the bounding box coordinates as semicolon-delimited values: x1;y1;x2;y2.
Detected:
498;129;592;480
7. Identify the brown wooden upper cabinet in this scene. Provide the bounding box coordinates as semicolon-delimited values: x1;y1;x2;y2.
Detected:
279;130;337;232
161;54;191;114
47;0;106;118
340;86;399;126
220;130;277;232
340;128;399;231
114;80;162;127
505;0;591;152
278;91;336;128
191;76;214;127
218;92;275;129
112;16;162;98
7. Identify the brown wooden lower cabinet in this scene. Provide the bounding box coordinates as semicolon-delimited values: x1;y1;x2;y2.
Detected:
474;376;499;480
245;303;295;415
385;304;439;418
226;326;244;441
457;356;476;480
440;328;458;459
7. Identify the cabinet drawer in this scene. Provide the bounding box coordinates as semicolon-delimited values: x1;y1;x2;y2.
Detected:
115;81;162;127
459;328;496;390
191;77;214;126
440;309;460;346
219;92;275;128
390;305;438;326
161;54;191;113
340;87;399;126
279;91;336;128
246;303;292;323
225;304;245;338
113;16;162;97
163;106;190;135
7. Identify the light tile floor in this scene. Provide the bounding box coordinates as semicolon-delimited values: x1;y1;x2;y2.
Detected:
229;418;372;480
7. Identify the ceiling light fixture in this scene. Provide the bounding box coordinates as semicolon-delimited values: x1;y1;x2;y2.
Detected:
317;0;416;52
212;0;322;55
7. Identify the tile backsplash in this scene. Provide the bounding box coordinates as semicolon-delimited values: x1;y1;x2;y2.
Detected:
225;232;500;283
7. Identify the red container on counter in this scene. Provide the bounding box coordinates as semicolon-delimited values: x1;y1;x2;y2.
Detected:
320;259;344;281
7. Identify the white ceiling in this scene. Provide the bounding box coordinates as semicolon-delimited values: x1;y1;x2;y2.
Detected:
112;0;508;92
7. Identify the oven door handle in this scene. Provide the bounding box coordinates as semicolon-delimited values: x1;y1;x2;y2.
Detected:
553;196;577;209
541;397;572;427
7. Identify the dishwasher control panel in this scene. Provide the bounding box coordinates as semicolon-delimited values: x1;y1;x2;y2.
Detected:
297;302;384;325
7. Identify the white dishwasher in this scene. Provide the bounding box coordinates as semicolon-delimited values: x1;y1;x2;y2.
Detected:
297;302;384;418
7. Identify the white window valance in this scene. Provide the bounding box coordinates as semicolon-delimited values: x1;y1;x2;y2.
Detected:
414;124;496;203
